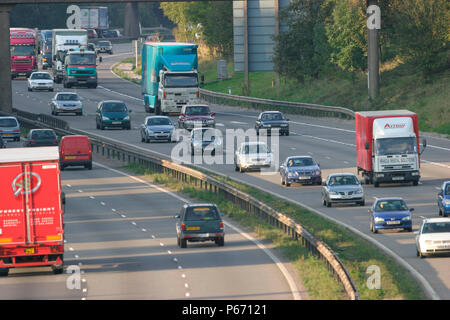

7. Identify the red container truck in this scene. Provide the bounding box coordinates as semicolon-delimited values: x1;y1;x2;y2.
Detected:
0;147;64;276
10;28;38;79
355;110;427;187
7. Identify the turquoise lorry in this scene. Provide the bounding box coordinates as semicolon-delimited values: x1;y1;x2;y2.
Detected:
141;42;199;114
63;48;97;88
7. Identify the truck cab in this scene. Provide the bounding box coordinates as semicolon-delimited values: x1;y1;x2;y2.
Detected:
63;49;97;88
10;28;38;79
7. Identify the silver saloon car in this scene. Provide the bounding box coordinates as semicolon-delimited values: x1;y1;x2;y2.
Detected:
50;92;83;116
322;173;365;207
140;116;175;143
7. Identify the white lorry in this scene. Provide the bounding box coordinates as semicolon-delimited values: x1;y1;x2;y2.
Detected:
51;29;88;83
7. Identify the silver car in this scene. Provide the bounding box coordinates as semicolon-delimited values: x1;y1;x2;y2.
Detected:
27;72;54;92
96;41;113;54
0;116;20;141
140;116;175;143
322;173;365;207
50;92;83;116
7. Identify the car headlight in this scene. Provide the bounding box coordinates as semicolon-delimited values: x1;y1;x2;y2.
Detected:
124;115;130;121
329;191;339;195
287;172;297;177
90;76;97;79
374;217;384;222
444;199;450;206
207;120;214;124
315;170;321;176
402;215;411;221
147;129;154;134
185;120;194;125
424;240;432;244
281;124;288;127
102;116;110;121
376;173;385;178
355;189;363;194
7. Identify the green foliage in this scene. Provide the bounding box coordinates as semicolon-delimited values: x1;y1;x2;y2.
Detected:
325;0;367;73
273;0;331;81
159;2;233;57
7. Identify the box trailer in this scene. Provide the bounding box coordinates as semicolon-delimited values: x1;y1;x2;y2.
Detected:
0;147;64;276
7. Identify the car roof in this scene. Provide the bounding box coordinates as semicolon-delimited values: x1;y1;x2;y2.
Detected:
30;128;55;132
240;141;267;146
328;173;356;177
56;92;78;95
101;100;125;104
184;104;209;108
423;218;450;224
374;197;404;202
61;135;89;140
0;116;18;120
184;203;216;208
31;71;50;75
260;111;283;114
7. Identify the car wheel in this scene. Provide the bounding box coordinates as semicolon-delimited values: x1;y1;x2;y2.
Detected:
285;178;291;187
286;131;290;136
359;201;365;206
77;112;82;116
281;175;285;185
406;227;413;232
326;200;331;207
216;238;225;247
235;163;239;172
126;125;131;130
239;164;245;173
49;88;54;92
177;236;181;247
100;123;105;130
374;181;380;188
438;208;442;216
146;136;150;143
52;265;64;274
180;238;187;248
141;133;145;143
371;222;378;233
413;180;419;186
418;246;426;259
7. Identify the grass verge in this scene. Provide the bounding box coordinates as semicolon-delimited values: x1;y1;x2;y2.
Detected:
123;161;425;300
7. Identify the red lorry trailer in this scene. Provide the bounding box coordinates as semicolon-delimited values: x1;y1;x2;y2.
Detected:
355;110;426;187
0;147;64;276
10;28;38;79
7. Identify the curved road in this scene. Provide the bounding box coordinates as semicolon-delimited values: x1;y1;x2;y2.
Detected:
10;42;450;299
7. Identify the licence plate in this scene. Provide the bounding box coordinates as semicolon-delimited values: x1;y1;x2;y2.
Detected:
386;221;400;225
298;176;310;180
438;245;450;249
392;176;404;181
186;226;200;231
65;156;76;160
3;133;12;137
24;248;35;254
112;121;121;124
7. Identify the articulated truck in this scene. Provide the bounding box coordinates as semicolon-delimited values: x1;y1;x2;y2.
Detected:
0;147;64;276
10;28;38;79
141;42;200;114
355;110;427;187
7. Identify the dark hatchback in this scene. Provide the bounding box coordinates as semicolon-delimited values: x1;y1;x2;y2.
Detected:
24;129;58;147
175;203;225;248
96;101;132;130
255;111;290;136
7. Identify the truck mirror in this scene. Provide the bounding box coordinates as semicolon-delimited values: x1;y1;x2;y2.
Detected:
53;55;56;61
211;112;216;117
364;142;370;150
99;56;103;63
422;138;427;148
322;181;327;186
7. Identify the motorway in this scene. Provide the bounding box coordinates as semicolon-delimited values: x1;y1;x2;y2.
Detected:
9;42;450;299
1;140;304;300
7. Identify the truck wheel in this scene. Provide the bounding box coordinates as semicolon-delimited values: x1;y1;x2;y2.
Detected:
413;180;419;186
0;268;9;277
155;100;161;115
52;265;64;274
326;200;332;207
180;239;187;248
374;181;380;188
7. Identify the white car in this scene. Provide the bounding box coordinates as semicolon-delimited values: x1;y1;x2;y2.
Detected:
27;72;54;92
235;141;273;172
416;218;450;258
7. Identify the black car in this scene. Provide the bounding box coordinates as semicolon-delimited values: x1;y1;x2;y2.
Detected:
23;129;58;147
255;111;289;136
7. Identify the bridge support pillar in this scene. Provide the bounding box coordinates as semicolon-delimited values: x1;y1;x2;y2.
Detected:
0;5;14;114
123;3;140;39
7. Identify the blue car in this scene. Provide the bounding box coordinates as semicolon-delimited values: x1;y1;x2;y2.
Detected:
370;198;413;233
438;181;450;217
0;116;20;141
96;100;132;130
279;156;322;187
140;116;175;143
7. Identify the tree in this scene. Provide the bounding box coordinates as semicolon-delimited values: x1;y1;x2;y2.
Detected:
273;0;331;82
325;0;367;73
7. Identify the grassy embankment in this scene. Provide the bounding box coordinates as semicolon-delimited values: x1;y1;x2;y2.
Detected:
123;162;425;300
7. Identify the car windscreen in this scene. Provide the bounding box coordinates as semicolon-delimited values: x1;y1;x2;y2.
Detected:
422;222;450;234
102;103;127;112
31;73;51;80
98;41;111;46
57;94;78;101
261;113;284;121
445;185;450;196
191;129;217;141
164;74;198;88
67;53;96;65
243;144;270;154
375;200;408;212
375;137;417;156
31;130;56;139
185;206;219;221
287;158;314;167
0;118;18;127
147;118;171;126
185;106;210;115
328;175;358;186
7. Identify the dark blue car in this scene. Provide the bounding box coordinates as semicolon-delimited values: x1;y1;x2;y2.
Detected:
279;156;322;187
370;198;413;233
438;181;450;217
255;111;289;136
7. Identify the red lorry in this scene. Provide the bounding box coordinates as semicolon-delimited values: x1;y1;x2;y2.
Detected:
355;110;426;187
10;28;38;79
0;147;64;276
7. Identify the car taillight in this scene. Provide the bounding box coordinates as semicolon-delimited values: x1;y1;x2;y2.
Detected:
30;139;36;143
219;221;223;229
181;222;185;231
50;245;60;253
13;130;20;133
163;91;167;99
196;91;199;98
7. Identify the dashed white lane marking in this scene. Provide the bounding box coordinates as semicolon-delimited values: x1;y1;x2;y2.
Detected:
344;161;349;164
89;196;95;199
160;243;164;246
216;123;225;127
151;235;155;239
325;156;331;160
100;202;106;206
173;258;178;262
78;262;82;266
74;255;79;259
185;292;190;297
78;190;83;193
111;209;116;212
167;250;172;254
184;283;189;288
230;121;248;125
178;266;183;269
141;228;147;232
121;214;126;218
131;221;137;226
435;187;441;190
69;247;74;251
181;274;186;278
82;288;87;293
66;184;71;187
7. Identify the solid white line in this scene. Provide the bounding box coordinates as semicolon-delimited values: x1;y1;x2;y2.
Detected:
92;160;302;300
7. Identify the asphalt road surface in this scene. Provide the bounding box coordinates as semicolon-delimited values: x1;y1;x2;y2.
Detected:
10;42;450;299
